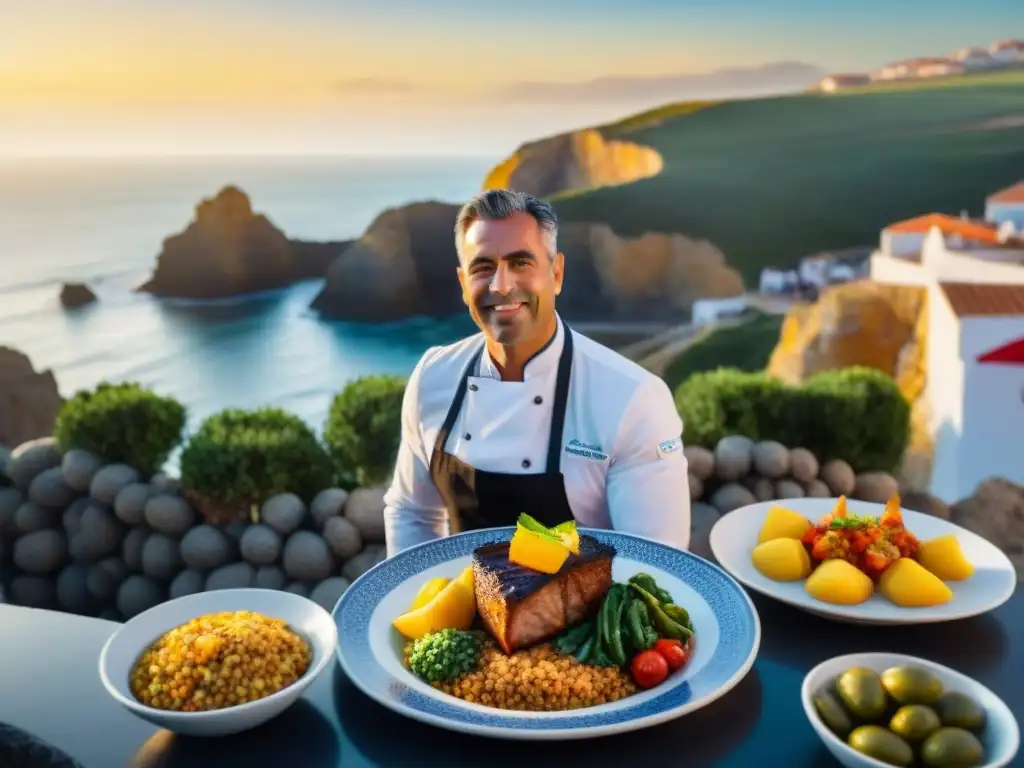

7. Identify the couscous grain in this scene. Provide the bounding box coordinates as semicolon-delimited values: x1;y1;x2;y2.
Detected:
129;610;312;712
405;639;637;711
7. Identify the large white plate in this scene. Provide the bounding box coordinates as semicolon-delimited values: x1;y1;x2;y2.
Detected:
710;497;1017;626
332;527;760;740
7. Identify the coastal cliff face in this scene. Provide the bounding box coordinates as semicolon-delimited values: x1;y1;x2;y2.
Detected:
310;202;744;322
483;129;663;198
766;281;931;489
138;186;350;299
0;347;63;448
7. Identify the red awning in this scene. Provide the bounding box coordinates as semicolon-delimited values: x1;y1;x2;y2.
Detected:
977;336;1024;365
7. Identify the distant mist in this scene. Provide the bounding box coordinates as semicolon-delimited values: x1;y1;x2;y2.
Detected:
491;61;826;105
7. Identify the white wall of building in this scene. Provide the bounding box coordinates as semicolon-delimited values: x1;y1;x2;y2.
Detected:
985;201;1024;229
919;229;1024;283
691;296;748;326
925;286;966;502
869;252;928;285
881;231;927;258
957;317;1024;499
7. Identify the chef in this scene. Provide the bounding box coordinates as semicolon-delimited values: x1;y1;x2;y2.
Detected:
383;189;691;557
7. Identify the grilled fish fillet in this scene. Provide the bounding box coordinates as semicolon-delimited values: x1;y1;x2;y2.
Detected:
472;534;615;654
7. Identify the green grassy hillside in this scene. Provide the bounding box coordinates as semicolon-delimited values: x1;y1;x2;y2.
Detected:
550;70;1024;284
661;312;784;392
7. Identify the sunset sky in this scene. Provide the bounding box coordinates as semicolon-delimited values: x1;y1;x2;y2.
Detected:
1;0;1019;156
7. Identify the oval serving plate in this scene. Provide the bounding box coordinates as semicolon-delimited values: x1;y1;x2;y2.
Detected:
333;527;760;740
710;497;1017;626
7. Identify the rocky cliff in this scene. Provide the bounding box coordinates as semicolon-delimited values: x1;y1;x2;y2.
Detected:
0;348;63;449
483;129;663;198
309;201;743;322
766;281;931;489
137;187;351;299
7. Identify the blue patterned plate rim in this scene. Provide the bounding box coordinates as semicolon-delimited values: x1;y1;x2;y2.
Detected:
332;527;761;739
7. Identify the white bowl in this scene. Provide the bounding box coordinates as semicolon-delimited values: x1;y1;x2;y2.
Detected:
802;652;1020;768
98;588;338;737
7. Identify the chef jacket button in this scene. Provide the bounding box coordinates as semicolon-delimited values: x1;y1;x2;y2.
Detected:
522;459;531;469
469;383;478;391
534;396;543;404
464;433;471;440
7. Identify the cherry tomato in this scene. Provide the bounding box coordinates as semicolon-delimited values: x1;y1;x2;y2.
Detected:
653;638;689;671
630;649;669;688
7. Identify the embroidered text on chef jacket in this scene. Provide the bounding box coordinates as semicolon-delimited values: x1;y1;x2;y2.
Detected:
383;315;691;556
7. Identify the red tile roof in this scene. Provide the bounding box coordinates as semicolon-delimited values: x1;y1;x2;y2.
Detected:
939;282;1024;317
987;181;1024;205
886;214;1001;244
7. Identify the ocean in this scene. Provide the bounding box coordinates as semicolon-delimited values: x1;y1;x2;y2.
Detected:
0;155;492;448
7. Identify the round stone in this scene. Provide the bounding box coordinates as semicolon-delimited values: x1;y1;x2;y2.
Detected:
113;483;153;526
143;494;195;536
28;466;78;508
789;448;820;484
179;524;236;571
205;562;256;591
310;488;349;530
61;449;104;493
683;445;715;481
282;531;333;582
239;524;283;566
323;516;363;562
752;441;790;479
714;436;754;482
709;483;757;515
116;574;166;619
820;459;856;497
90;464;140;506
261;493;305;535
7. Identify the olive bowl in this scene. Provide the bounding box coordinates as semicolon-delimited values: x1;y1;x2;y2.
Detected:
98;588;338;737
802;652;1019;768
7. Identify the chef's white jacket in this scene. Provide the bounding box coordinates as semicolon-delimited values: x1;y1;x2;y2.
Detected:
383;315;691;557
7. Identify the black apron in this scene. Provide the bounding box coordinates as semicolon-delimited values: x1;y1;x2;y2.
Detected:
429;324;575;533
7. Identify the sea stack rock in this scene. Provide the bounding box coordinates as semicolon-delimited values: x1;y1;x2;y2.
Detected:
59;282;97;309
137;186;345;299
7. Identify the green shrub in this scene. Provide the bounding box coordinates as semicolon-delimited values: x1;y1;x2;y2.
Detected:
800;367;911;472
179;407;335;509
53;381;187;477
324;375;407;487
674;366;910;472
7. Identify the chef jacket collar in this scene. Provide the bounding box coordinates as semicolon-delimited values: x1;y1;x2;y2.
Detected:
477;312;565;381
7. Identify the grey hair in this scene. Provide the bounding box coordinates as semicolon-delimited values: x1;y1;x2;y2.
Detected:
454;189;558;261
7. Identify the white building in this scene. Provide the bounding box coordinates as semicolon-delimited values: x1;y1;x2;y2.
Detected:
868;185;1024;501
870;213;1024;288
925;282;1024;502
872;57;964;80
951;46;996;70
818;74;870;92
988;40;1024;65
985;181;1024;230
691;295;749;326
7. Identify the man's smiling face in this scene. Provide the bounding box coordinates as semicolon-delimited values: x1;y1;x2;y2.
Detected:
457;211;564;346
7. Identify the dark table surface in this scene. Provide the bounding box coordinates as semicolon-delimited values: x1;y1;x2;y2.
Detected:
1;589;1021;768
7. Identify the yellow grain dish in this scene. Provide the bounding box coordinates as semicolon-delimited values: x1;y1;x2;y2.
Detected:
129;610;312;712
405;639;637;711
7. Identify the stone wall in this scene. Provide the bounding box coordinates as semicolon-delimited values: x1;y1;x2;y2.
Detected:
0;438;388;618
3;434;1020;615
